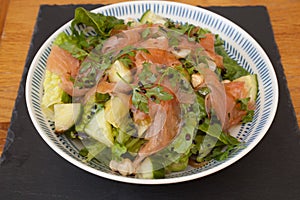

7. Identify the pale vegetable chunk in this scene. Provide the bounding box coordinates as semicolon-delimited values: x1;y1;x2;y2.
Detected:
107;60;132;83
84;109;114;147
105;96;130;128
54;103;82;133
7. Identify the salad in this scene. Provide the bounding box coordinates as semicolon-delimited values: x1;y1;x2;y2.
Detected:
41;8;258;179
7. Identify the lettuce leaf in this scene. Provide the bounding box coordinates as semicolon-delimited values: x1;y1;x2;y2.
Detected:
111;143;127;161
41;70;65;120
192;117;242;162
53;32;89;61
71;7;125;38
53;7;125;60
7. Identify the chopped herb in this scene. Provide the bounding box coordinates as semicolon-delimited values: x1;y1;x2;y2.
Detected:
138;62;157;84
114;46;149;62
145;86;173;102
132;89;149;113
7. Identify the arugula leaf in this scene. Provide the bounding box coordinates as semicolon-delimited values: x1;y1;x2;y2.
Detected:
117;66;173;113
237;97;250;111
193;116;242;162
199;118;240;146
165;20;210;42
242;110;255;123
236;97;255;123
216;45;249;80
193;134;219;162
131;84;173;113
204;145;234;161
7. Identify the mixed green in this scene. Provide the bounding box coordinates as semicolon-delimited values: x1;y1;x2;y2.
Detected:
41;8;258;179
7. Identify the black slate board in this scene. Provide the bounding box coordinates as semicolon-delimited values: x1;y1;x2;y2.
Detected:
1;4;300;200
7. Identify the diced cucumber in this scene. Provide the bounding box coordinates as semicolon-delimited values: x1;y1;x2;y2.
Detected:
54;103;82;133
84;109;114;147
233;74;258;103
107;60;132;83
140;10;167;25
104;96;130;128
75;94;103;133
135;158;165;179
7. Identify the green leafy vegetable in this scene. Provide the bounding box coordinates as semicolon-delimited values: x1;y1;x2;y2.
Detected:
166;152;190;172
236;97;255;123
118;56;134;68
71;7;125;38
145;86;173;102
138;62;157;84
242;110;255;123
132;89;149;113
125;137;146;154
53;7;125;61
114;46;149;62
53;32;90;61
165;20;210;42
216;45;249;80
117;67;174;114
199;118;240;146
196;94;207;121
194;117;242;162
111;143;127;161
237;97;250;111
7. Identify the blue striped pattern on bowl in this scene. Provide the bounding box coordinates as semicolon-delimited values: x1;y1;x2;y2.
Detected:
25;1;278;184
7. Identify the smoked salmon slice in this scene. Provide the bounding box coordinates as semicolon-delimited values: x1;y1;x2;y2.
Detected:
135;48;181;67
47;45;80;78
134;96;181;166
224;81;255;130
200;33;224;68
46;45;80;96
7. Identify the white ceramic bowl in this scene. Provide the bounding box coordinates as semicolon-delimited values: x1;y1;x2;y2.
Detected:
25;1;278;184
